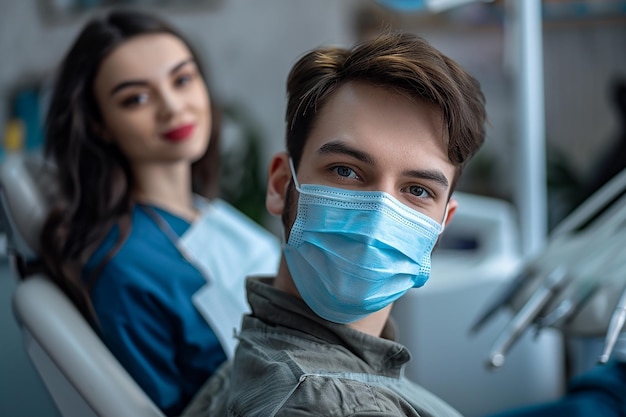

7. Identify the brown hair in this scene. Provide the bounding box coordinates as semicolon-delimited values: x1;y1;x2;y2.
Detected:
285;31;486;190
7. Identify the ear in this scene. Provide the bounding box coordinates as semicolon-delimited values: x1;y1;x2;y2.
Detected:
266;151;292;216
443;197;458;228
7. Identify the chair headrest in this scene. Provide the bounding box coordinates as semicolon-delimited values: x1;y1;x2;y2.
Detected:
0;152;58;260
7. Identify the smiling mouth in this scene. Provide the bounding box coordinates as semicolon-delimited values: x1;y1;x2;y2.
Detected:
163;124;195;141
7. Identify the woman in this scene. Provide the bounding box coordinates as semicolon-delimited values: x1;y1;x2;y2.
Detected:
39;9;280;416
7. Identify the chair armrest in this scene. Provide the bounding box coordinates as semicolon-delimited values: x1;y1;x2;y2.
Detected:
13;275;165;417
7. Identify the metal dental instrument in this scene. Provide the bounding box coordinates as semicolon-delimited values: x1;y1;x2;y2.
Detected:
534;226;626;338
470;267;535;335
534;280;599;333
598;284;626;364
486;266;568;369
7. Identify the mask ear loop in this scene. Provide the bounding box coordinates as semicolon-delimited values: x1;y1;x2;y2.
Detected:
440;204;450;234
288;157;302;191
281;157;301;246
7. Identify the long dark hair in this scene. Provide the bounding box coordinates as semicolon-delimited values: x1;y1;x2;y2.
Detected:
40;9;221;320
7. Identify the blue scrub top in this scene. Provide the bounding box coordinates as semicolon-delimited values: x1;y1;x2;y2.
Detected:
485;360;626;417
84;205;227;417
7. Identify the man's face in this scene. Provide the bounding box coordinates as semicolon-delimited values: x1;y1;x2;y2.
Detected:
278;80;456;238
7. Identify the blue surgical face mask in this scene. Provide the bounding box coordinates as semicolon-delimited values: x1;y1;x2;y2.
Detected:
283;158;447;324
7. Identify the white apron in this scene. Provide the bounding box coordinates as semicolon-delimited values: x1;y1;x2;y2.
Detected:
177;198;281;358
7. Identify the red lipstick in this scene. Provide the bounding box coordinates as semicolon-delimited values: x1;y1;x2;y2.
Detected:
163;124;195;141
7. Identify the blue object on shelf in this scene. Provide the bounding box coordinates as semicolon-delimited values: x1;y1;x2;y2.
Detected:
13;88;44;151
376;0;427;12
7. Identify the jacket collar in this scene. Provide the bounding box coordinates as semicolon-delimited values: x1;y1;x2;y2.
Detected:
243;277;411;377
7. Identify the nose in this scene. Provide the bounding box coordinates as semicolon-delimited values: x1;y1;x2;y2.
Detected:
368;177;396;197
157;88;183;120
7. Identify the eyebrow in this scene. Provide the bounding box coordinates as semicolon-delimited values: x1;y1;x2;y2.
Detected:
317;140;449;188
403;168;449;188
317;141;375;165
109;58;195;96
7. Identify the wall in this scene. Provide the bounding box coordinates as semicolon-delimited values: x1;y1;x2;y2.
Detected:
544;22;626;176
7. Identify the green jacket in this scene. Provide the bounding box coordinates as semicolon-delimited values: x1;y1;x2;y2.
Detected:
182;277;463;417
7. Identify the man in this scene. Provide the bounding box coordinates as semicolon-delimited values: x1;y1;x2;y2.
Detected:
183;31;486;417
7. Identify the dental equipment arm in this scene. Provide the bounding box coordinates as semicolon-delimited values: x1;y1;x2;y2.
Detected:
471;168;626;368
599;284;626;364
486;266;568;368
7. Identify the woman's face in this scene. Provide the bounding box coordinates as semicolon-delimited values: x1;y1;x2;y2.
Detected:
93;33;211;168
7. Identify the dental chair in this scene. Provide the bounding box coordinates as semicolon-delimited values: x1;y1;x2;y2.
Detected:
0;152;165;417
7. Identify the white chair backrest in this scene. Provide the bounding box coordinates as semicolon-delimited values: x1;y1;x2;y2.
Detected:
1;152;165;417
0;153;56;264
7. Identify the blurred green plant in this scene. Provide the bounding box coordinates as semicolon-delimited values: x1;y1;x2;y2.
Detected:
218;104;268;226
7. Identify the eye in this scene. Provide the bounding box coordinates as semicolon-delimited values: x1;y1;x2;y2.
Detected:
121;93;148;108
174;73;194;88
408;185;431;198
332;165;359;179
